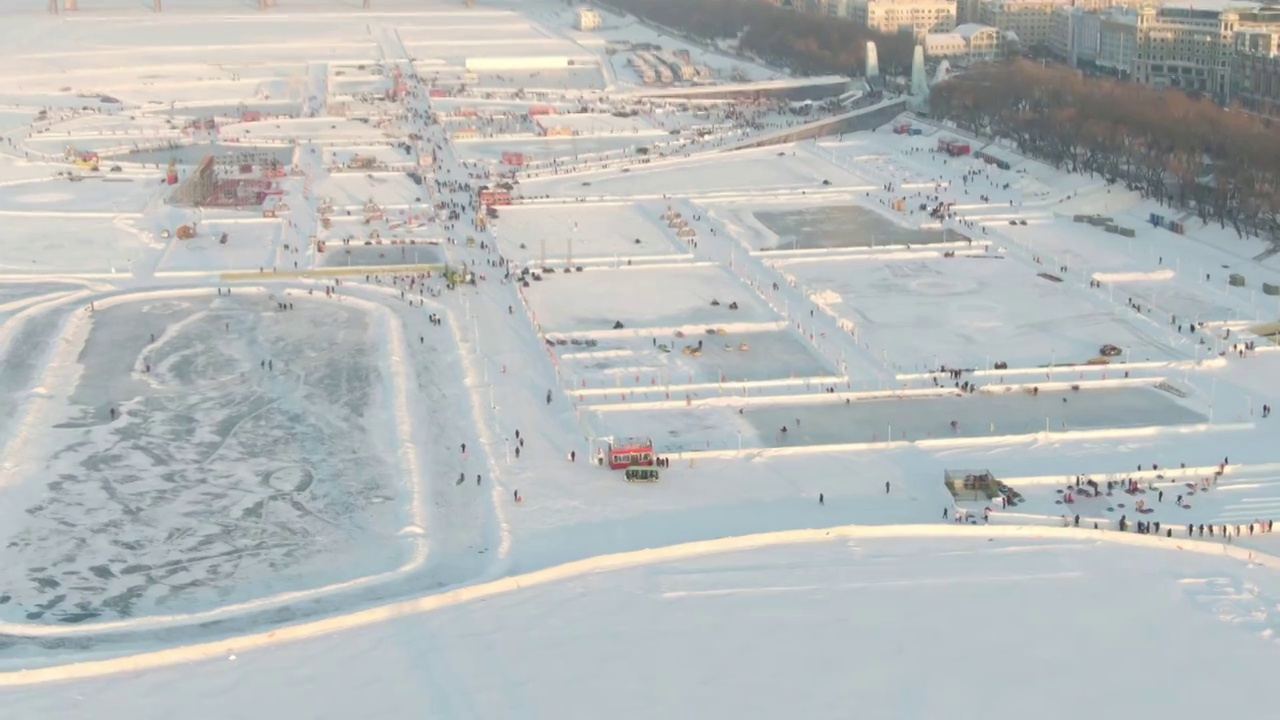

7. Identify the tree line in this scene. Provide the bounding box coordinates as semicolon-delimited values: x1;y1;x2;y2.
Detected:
931;61;1280;243
596;0;915;76
594;1;1276;241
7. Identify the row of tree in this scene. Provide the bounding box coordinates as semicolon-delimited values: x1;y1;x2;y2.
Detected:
597;0;914;76
596;0;1276;241
931;62;1280;242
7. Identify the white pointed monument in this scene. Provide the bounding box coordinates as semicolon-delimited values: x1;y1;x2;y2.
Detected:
865;41;881;90
909;44;929;112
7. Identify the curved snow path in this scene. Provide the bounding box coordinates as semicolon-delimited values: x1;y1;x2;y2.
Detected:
1;522;1276;687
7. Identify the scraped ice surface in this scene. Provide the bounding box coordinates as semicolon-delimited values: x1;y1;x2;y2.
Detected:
0;295;409;624
754;205;949;250
557;330;833;385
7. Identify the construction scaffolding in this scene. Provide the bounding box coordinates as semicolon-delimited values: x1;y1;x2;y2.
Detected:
169;155;278;208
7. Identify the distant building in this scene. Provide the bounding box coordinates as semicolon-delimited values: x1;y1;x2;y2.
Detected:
852;0;958;40
1133;3;1280;101
574;7;602;31
979;0;1076;49
1097;10;1138;75
926;22;1003;59
925;31;968;56
1231;28;1280;116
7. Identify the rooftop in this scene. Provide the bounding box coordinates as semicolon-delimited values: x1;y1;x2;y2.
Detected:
955;23;998;39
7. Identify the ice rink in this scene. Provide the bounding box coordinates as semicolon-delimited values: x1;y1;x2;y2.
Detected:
556;329;834;386
0;293;410;623
753;205;948;250
319;242;443;269
597;386;1206;452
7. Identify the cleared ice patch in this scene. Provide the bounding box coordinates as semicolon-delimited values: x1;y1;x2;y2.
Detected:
594;387;1207;453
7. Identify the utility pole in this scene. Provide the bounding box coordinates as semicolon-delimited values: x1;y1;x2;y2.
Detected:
154;0;162;11
363;0;370;7
49;0;58;14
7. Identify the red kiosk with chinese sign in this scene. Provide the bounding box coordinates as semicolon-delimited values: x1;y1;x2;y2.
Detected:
607;437;654;470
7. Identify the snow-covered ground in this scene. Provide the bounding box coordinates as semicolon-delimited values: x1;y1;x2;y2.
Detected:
522;264;774;332
2;0;1280;714
0;216;156;275
157;220;281;274
492;201;687;264
314;172;427;207
7;530;1280;719
782;253;1184;369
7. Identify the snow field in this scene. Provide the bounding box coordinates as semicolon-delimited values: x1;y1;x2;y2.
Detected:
322;145;415;169
520;264;774;334
520;146;867;198
452;133;648;164
537;113;663;135
395;18;549;46
781;253;1186;371
6;526;1280;720
0;287;424;628
313;171;427;207
0;175;161;214
0;215;156;275
219;118;392;145
156;219;282;274
492;202;688;264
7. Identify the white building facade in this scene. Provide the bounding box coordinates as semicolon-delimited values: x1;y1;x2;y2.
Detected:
852;0;958;40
